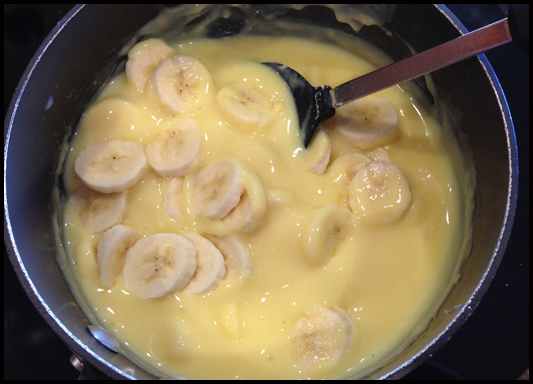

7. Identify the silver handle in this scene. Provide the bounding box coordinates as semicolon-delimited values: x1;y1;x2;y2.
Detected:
333;18;512;107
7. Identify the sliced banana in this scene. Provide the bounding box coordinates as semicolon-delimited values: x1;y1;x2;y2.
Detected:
216;81;276;128
218;302;244;340
266;188;294;209
305;204;353;267
69;187;128;232
123;233;197;299
74;140;146;193
144;121;200;177
149;54;213;113
292;307;353;369
125;38;176;91
193;158;245;220
328;153;372;208
307;127;331;175
365;147;391;163
97;225;140;288
222;192;253;231
222;161;266;232
193;159;266;234
335;95;400;149
147;318;191;361
164;177;184;221
204;235;251;279
181;233;226;294
348;161;412;225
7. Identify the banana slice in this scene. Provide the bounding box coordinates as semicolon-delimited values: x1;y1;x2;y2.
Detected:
365;147;391;163
349;161;412;225
74;140;147;193
147;318;191;361
97;225;140;288
292;307;353;369
193;158;245;220
216;81;276;128
335;95;400;149
305;204;353;266
222;192;253;231
149;54;213;113
328;153;372;208
266;188;294;209
123;233;197;299
218;302;244;340
125;38;176;91
144;121;200;177
164;177;184;221
307;127;331;175
222;161;266;232
204;235;251;279
69;187;128;232
210;236;251;279
181;233;226;294
193;159;266;234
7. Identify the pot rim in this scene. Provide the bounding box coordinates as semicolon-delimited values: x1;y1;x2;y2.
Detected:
3;4;519;380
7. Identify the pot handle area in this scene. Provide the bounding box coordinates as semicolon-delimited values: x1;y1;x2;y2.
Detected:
70;354;110;380
508;4;529;51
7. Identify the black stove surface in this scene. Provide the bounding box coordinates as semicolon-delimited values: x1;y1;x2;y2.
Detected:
4;4;528;380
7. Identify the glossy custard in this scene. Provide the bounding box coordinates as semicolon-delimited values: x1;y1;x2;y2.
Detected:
59;36;467;379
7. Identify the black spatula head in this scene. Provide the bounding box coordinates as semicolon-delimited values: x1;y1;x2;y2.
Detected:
263;62;335;147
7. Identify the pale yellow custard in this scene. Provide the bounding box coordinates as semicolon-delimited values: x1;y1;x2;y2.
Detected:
58;35;469;379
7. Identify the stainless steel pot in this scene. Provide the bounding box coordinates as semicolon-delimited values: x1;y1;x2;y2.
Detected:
4;4;520;379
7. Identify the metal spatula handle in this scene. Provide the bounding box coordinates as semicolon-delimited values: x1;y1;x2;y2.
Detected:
333;18;513;107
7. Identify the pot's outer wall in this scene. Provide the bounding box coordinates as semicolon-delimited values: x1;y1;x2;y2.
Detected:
4;4;529;380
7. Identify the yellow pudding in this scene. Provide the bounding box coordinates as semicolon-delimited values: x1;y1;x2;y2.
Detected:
57;34;470;380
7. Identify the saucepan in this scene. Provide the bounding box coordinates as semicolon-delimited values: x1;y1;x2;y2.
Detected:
3;4;519;379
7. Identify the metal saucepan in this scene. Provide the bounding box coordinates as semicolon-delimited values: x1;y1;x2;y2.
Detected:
3;4;519;379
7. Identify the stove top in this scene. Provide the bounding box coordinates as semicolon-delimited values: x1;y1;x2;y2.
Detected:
4;4;528;380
